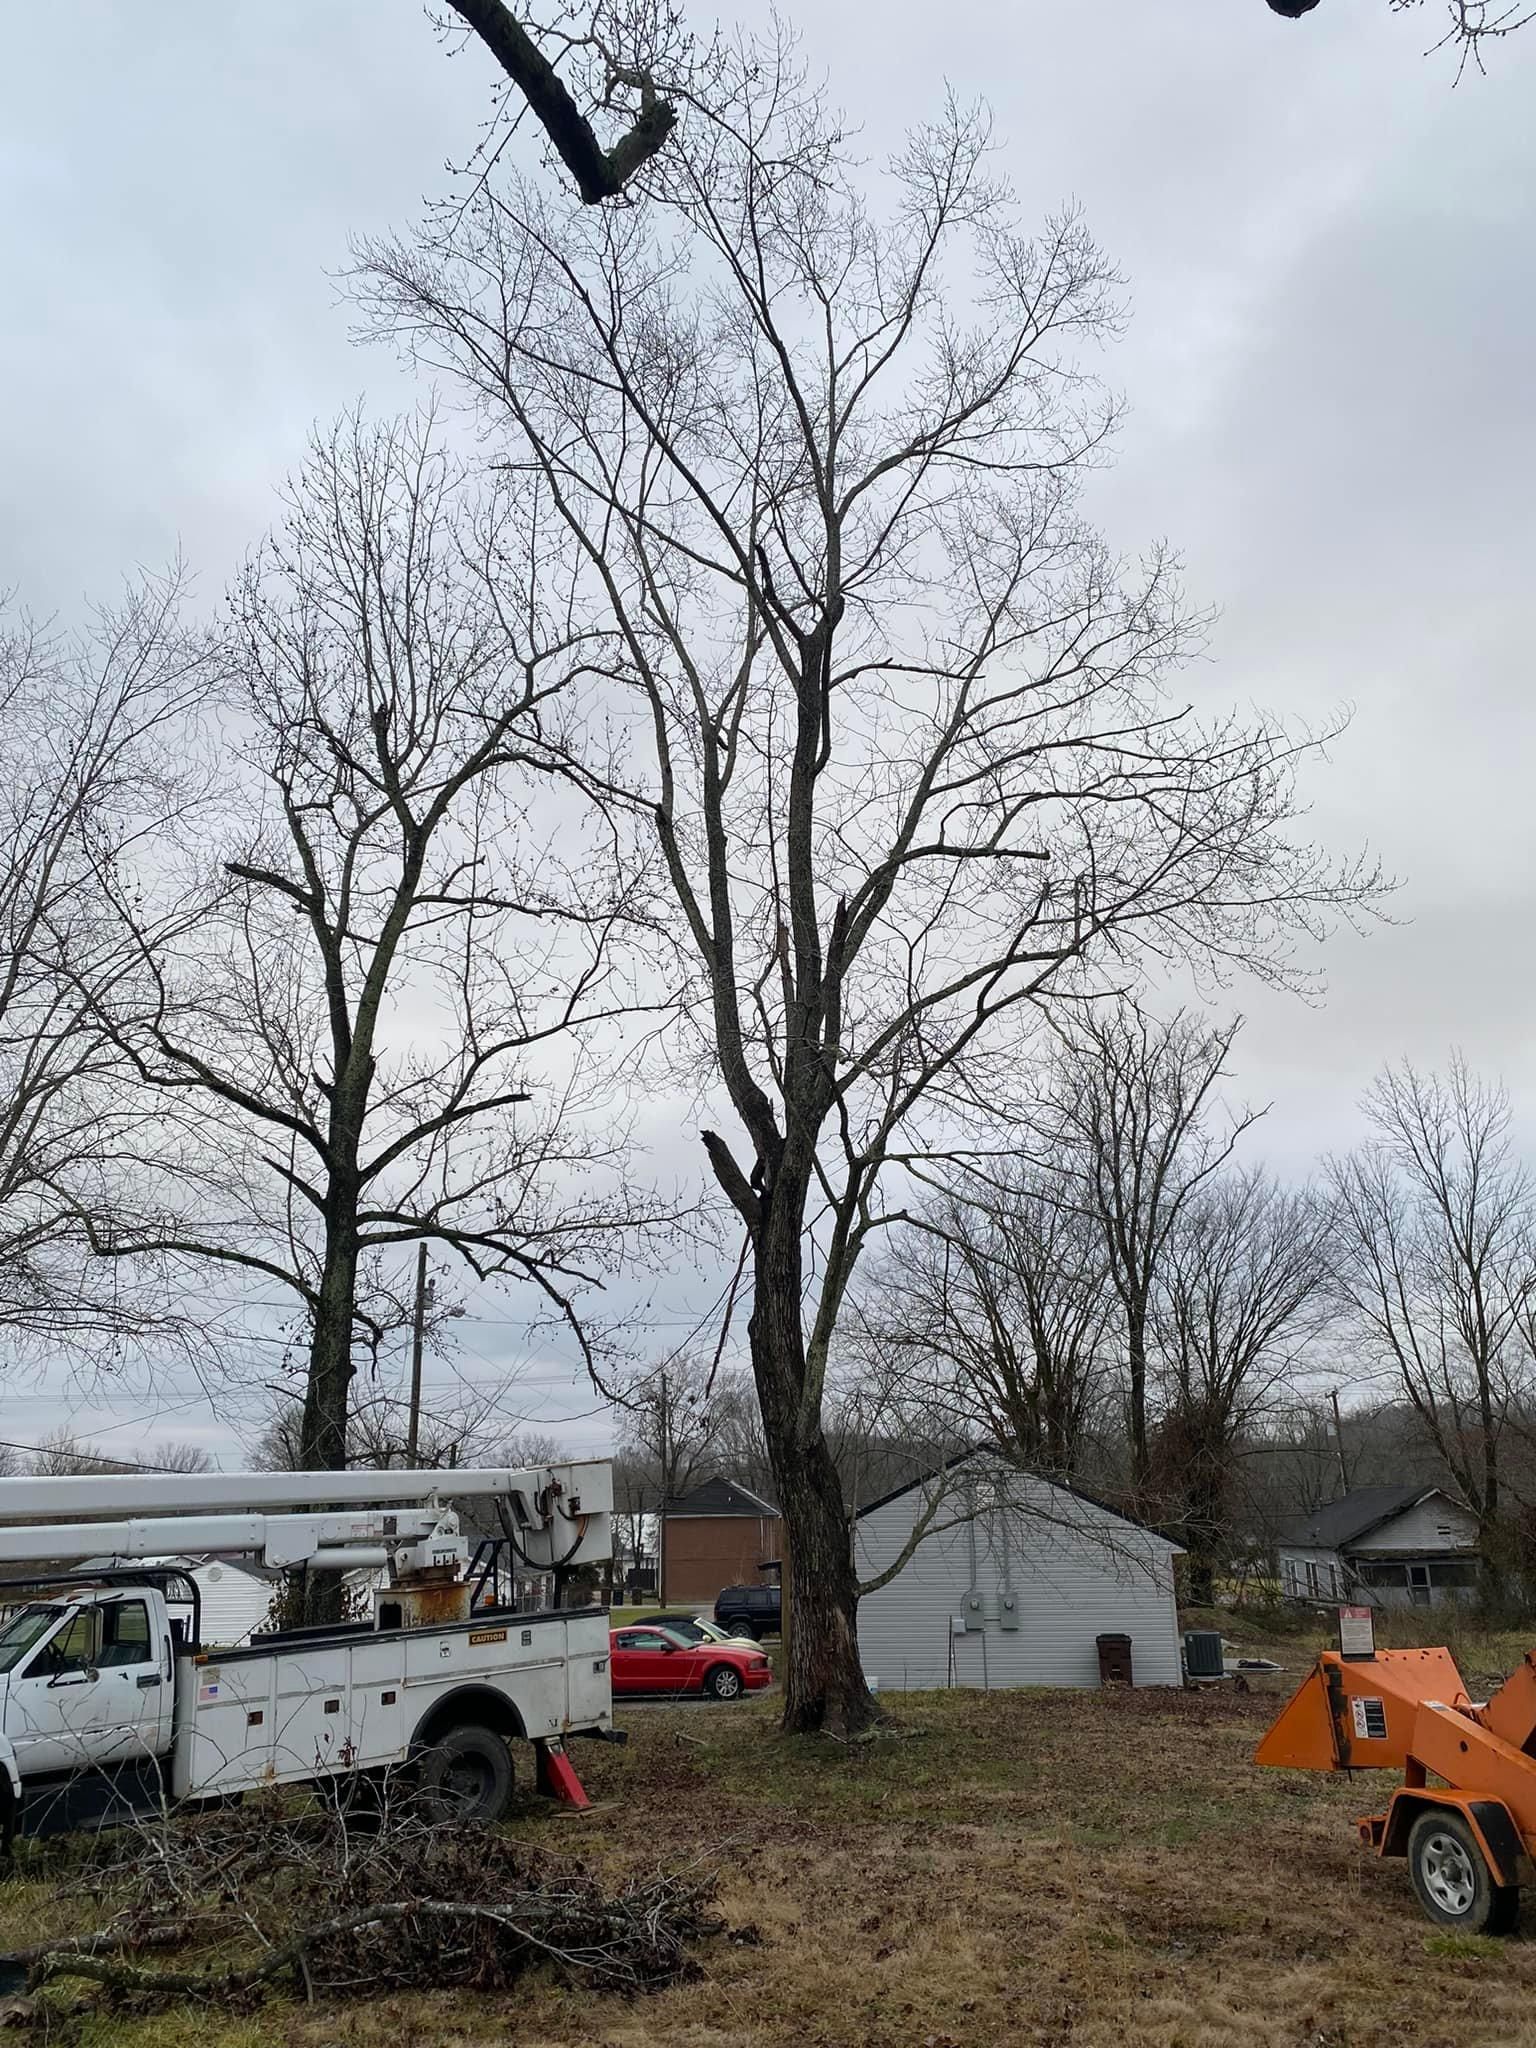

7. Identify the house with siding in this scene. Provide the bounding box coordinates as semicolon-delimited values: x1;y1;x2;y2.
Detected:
854;1454;1184;1692
1274;1485;1480;1608
660;1477;782;1606
77;1553;282;1647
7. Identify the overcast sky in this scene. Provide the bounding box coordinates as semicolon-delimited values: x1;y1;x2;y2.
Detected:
3;2;1533;1468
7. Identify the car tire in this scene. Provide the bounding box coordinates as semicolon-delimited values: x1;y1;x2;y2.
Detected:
417;1724;515;1824
704;1663;745;1702
1407;1809;1519;1934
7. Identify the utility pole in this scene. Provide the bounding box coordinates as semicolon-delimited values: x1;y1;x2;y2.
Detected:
405;1245;432;1469
655;1370;670;1604
1329;1387;1351;1497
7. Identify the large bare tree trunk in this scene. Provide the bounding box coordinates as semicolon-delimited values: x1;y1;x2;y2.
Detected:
749;1199;878;1735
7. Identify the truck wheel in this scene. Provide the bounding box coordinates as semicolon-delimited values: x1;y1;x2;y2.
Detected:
704;1664;744;1702
1408;1810;1520;1934
418;1725;514;1824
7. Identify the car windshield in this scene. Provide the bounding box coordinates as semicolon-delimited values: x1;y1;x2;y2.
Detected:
0;1604;63;1675
659;1619;706;1642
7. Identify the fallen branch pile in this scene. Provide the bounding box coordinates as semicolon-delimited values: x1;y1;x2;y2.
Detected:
5;1802;724;2009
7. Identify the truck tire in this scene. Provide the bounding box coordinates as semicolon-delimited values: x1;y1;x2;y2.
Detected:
417;1724;515;1824
1408;1809;1520;1934
704;1663;745;1702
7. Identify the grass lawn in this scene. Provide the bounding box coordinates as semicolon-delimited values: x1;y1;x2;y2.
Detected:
7;1612;1536;2046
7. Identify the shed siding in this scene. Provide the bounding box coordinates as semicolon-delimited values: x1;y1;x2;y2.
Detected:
855;1473;1182;1692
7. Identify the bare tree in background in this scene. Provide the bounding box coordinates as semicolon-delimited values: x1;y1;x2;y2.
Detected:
82;414;659;1614
252;1394;562;1473
0;583;214;1367
856;1178;1113;1481
366;42;1379;1730
1150;1168;1332;1602
613;1355;733;1592
23;1429;213;1476
1328;1057;1535;1594
1051;1003;1259;1502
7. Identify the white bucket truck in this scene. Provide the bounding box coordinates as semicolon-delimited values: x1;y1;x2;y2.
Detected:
0;1461;616;1844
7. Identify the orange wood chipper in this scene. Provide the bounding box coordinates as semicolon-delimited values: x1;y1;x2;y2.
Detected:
1255;1626;1536;1933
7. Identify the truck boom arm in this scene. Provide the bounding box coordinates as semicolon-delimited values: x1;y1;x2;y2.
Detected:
0;1462;612;1573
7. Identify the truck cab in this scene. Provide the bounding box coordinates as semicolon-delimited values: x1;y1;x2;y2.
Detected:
0;1587;176;1832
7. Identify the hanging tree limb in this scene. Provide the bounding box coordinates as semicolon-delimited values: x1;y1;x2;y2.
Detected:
446;0;676;202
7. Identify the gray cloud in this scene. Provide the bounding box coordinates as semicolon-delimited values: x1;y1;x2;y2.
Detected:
3;0;1532;1460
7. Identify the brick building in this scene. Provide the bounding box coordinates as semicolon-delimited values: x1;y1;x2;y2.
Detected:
660;1477;782;1606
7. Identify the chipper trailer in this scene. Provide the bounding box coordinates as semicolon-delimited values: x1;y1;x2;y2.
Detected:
1255;1611;1536;1933
0;1460;617;1846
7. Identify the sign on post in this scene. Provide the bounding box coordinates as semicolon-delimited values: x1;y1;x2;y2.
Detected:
1338;1604;1375;1660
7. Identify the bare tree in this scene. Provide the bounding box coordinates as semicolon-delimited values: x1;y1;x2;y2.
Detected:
1268;0;1533;71
615;1355;731;1512
365;48;1379;1729
855;1177;1113;1481
82;414;657;1608
0;582;214;1366
251;1390;561;1473
1049;1003;1260;1501
22;1429;213;1477
1327;1057;1534;1593
1149;1168;1332;1601
440;0;681;203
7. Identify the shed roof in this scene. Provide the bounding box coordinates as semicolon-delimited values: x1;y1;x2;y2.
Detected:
1274;1485;1449;1552
662;1476;780;1519
855;1446;1182;1554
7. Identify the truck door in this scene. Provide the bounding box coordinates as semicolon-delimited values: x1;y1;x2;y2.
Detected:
95;1596;174;1759
8;1598;170;1779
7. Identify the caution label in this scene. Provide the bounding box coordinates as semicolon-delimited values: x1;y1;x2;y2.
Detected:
469;1628;508;1647
1351;1696;1388;1741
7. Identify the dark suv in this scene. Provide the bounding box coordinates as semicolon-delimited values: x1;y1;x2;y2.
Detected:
713;1582;781;1640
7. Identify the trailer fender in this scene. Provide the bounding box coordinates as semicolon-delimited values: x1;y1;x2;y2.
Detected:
410;1684;528;1754
1377;1789;1528;1888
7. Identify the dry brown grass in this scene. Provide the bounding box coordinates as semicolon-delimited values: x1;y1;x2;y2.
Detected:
10;1639;1536;2047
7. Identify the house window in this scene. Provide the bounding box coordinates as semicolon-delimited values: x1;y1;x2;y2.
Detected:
1356;1561;1408;1589
1304;1562;1321;1597
1408;1564;1431;1607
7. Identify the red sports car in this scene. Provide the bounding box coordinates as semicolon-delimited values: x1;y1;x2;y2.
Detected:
609;1624;773;1701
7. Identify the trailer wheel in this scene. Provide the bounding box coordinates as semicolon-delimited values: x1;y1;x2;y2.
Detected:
418;1724;514;1824
704;1663;744;1702
1408;1810;1520;1934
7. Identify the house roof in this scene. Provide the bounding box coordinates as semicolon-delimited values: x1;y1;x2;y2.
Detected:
1275;1485;1450;1552
662;1476;780;1519
854;1445;1183;1554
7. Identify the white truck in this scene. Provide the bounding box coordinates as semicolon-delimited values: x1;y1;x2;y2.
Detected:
0;1462;618;1846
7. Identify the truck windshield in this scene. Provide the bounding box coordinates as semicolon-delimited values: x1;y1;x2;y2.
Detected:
0;1604;63;1675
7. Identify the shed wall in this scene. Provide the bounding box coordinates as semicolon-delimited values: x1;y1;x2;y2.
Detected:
854;1474;1182;1692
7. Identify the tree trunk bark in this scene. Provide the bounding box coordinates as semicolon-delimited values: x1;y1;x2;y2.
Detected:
1126;1304;1150;1500
295;1173;361;1627
747;1190;879;1736
1477;1359;1505;1612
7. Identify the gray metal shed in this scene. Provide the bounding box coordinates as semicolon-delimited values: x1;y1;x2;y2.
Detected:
854;1455;1184;1692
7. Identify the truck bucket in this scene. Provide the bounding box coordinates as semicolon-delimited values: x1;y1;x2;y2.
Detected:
1254;1660;1341;1770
